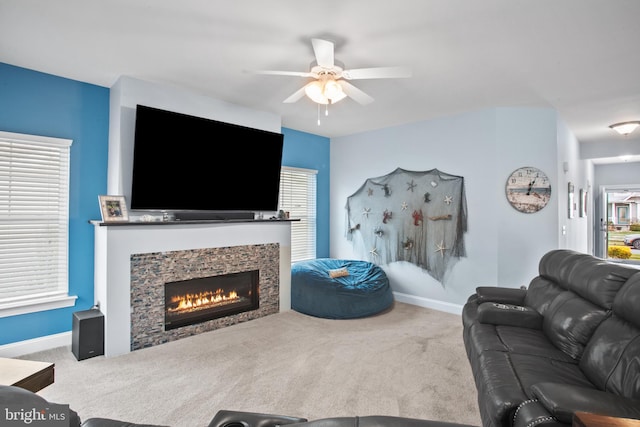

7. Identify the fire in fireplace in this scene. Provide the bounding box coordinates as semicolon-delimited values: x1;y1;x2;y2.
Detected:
164;270;259;330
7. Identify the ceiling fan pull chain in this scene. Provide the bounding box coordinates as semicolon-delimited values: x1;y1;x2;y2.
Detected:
326;104;329;116
317;104;321;126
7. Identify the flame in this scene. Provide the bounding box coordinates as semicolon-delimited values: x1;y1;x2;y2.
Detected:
167;288;240;314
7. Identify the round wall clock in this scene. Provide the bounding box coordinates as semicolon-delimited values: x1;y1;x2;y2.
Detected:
505;167;551;213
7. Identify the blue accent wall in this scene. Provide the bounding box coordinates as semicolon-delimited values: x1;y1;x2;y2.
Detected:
0;63;331;346
0;63;110;345
281;128;330;258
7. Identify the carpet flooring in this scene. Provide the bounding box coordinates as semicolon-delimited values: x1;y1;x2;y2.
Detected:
22;302;481;427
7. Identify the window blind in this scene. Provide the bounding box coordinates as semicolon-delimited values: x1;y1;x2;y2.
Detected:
279;166;317;262
0;131;72;306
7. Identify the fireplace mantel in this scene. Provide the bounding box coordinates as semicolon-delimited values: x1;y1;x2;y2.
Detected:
93;220;292;357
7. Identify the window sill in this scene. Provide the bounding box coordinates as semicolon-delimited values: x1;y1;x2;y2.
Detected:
0;295;78;318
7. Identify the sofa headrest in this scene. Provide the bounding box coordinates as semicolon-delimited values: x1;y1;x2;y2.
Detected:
538;250;593;290
539;250;638;309
567;260;639;309
613;272;640;328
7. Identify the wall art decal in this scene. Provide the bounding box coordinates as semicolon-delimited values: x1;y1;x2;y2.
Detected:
345;168;467;284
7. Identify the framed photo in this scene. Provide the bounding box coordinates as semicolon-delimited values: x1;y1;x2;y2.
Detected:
99;195;129;222
568;183;575;219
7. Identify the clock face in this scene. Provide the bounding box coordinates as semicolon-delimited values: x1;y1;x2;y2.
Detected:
505;167;551;213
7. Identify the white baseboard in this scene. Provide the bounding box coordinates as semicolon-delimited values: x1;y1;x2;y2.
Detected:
0;332;71;358
393;292;463;315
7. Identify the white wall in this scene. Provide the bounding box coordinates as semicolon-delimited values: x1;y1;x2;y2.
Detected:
330;107;588;311
107;76;281;202
495;108;559;285
557;118;592;253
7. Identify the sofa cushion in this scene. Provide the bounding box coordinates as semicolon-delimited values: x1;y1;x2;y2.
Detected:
537;250;589;289
523;277;565;315
470;351;529;427
613;272;640;329
465;322;510;354
494;326;574;363
509;354;594;397
579;274;640;399
565;259;638;309
542;291;609;360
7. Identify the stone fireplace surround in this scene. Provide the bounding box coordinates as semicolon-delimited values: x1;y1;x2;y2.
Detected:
93;220;293;357
130;243;279;350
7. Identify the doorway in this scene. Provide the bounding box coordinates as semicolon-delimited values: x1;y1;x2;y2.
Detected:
599;185;640;263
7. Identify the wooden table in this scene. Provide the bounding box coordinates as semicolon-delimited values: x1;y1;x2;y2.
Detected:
574;412;640;427
0;357;54;392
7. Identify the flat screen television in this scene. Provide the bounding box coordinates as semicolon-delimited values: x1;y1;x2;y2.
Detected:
131;104;284;220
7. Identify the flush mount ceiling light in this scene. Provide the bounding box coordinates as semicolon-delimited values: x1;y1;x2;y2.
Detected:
609;121;640;136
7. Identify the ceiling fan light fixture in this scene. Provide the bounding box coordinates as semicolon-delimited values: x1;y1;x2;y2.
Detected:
323;79;345;103
304;81;329;104
609;121;640;136
329;90;347;104
305;77;347;105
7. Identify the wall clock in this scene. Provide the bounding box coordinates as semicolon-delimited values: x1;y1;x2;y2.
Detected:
505;167;551;213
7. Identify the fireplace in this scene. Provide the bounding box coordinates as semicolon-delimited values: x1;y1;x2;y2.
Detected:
164;270;259;330
129;243;280;352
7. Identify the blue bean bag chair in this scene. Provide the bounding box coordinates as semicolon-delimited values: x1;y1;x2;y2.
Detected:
291;258;394;319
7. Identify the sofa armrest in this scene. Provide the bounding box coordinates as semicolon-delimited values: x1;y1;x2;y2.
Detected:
531;382;640;424
0;385;81;427
81;419;169;427
283;416;477;427
207;410;307;427
476;302;543;329
475;286;526;305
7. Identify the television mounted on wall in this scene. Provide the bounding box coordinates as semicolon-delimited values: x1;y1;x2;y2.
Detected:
130;104;284;220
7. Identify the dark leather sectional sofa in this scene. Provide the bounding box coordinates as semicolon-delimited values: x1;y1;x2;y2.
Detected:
462;249;640;427
0;385;475;427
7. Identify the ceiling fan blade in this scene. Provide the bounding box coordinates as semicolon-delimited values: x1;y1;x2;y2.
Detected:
338;80;374;105
311;38;334;69
251;70;314;78
283;86;307;103
342;66;412;80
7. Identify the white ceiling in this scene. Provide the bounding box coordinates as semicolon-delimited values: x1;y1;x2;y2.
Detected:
1;0;640;149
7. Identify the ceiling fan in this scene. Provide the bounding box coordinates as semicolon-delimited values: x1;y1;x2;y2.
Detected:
254;38;412;106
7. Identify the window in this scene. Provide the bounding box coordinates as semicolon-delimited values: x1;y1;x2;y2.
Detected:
279;166;317;262
0;131;76;317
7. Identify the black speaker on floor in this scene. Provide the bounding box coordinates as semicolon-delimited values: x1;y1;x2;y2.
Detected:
72;308;104;361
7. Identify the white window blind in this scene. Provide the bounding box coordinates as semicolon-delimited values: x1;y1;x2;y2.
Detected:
279;166;317;262
0;131;73;312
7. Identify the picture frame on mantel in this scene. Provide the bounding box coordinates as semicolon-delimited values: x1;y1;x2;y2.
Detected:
99;195;129;222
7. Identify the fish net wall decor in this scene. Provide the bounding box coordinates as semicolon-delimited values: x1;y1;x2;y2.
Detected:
345;168;468;284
